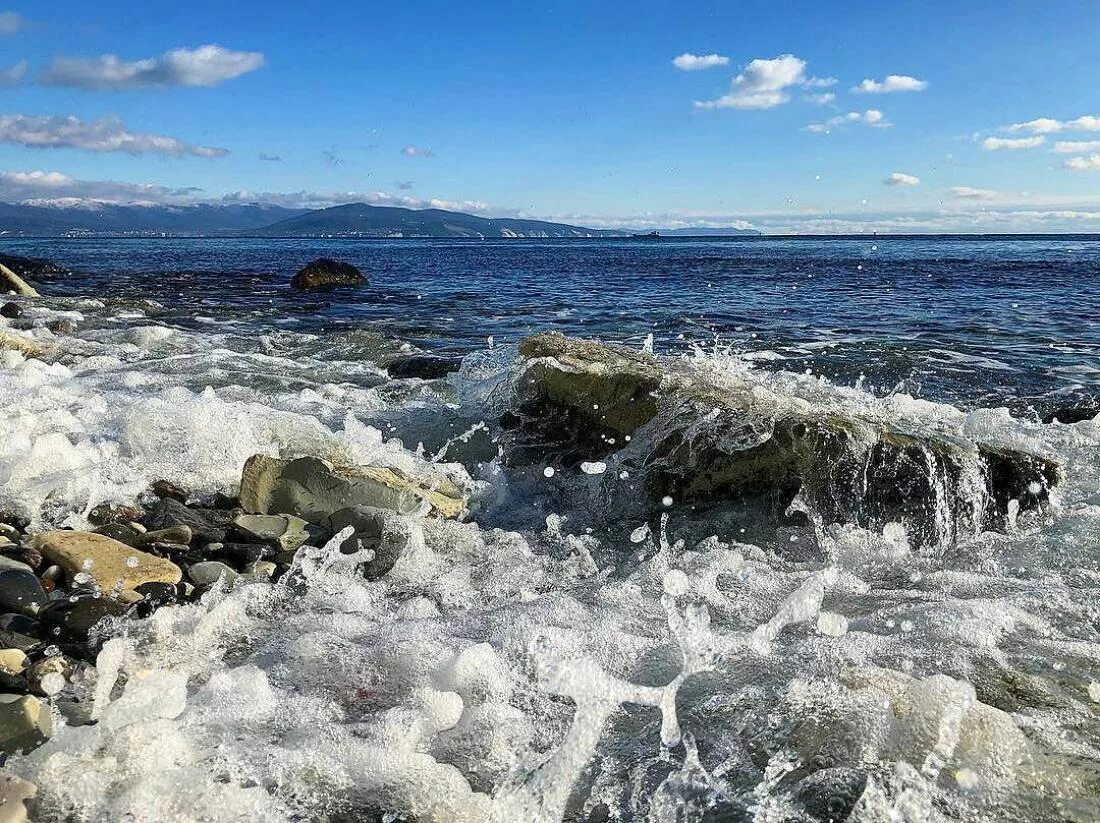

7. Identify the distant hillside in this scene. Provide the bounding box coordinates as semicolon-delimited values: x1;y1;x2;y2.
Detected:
248;203;624;238
0;202;308;236
656;227;761;237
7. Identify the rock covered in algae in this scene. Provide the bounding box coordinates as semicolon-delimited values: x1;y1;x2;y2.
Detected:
239;454;468;522
510;332;1062;547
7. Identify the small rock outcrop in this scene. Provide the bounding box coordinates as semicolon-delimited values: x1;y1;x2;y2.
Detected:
387;354;463;380
289;258;366;290
509;332;1062;548
240;454;467;521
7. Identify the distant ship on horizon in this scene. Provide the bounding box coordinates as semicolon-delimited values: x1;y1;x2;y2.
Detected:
631;230;660;238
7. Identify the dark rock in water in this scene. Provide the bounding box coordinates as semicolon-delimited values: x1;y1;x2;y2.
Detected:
142;498;237;545
0;614;39;636
0;254;67;281
0;302;22;319
387;354;463;380
151;479;189;503
0;628;41;653
0;514;29;534
0;571;46;617
87;503;144;527
510;333;1063;549
327;506;412;580
210;541;272;567
46;319;77;335
38;597;129;639
794;767;867;822
1042;402;1098;425
290;258;366;290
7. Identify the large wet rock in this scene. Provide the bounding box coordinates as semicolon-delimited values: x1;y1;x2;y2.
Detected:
240;454;467;521
0;253;66;283
290;258;366;290
510;333;1062;547
30;531;182;592
142;498;238;546
0;264;38;299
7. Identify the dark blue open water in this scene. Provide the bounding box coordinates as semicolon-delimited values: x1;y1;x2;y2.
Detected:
4;235;1098;413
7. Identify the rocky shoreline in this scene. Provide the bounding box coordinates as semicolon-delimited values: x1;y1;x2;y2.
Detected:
0;253;1091;822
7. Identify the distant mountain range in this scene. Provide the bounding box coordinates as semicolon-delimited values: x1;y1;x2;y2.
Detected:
0;200;761;238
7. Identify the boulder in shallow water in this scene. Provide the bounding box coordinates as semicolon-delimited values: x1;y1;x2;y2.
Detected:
0;302;22;319
0;695;51;755
240;454;467;521
290;258;366;290
30;531;182;592
188;561;239;587
0;771;35;823
0;264;38;299
327;506;414;580
510;333;1062;548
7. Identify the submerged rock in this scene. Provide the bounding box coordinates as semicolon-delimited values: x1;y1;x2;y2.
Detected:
387;354;463;380
327;506;413;580
290;258;366;290
30;531;183;592
510;333;1062;547
240;454;467;521
0;771;35;823
0;695;51;755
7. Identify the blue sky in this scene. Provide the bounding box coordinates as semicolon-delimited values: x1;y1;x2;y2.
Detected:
2;0;1100;232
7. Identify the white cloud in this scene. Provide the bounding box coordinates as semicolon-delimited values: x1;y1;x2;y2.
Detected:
852;75;928;94
0;59;26;86
981;136;1044;151
1006;116;1100;134
949;186;997;200
40;44;265;90
885;172;920;186
1052;140;1100;154
805;92;835;105
0;170;201;204
220;189;500;214
804;109;889;134
672;53;729;71
0;11;24;34
1065;154;1100;172
401;145;435;158
0;115;228;157
694;54;808;110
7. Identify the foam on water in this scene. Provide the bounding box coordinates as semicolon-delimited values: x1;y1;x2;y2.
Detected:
3;300;1100;822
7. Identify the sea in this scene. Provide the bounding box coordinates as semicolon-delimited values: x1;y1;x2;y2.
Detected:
1;236;1098;822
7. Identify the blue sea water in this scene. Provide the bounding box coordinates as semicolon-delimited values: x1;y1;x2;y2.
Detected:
4;234;1098;413
3;235;1100;822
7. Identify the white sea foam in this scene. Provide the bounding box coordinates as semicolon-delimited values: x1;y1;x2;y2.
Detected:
3;305;1100;822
